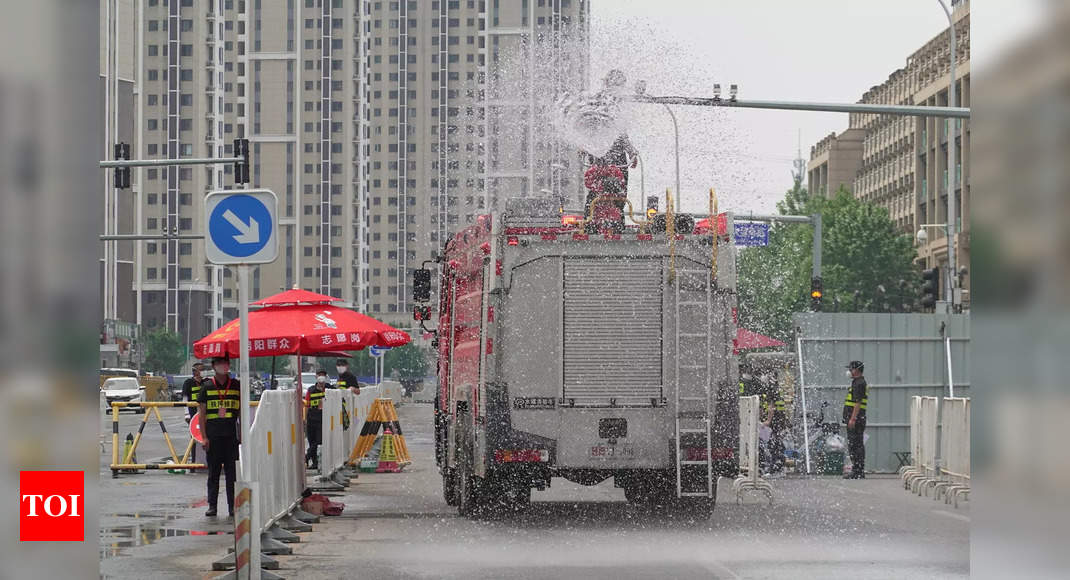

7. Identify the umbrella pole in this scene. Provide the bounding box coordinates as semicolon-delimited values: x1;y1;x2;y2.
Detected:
270;356;276;389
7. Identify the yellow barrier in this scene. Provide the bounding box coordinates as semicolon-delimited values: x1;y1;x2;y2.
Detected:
109;401;205;477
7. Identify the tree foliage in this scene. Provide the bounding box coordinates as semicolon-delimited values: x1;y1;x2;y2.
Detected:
143;328;187;374
737;184;920;341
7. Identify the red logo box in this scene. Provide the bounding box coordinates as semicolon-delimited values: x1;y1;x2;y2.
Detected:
19;471;84;541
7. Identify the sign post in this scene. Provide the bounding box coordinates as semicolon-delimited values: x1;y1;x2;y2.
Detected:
368;346;390;387
205;189;279;580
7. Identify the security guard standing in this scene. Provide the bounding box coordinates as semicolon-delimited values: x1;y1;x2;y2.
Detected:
305;369;330;470
335;358;362;395
182;362;205;471
760;374;788;475
197;356;241;517
842;360;869;479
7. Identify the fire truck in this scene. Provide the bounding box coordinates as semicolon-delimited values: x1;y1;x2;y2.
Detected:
413;196;740;518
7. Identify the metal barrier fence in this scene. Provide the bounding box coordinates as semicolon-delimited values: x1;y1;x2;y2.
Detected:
898;397;924;480
935;397;970;507
732;395;772;503
901;395;970;508
905;396;940;493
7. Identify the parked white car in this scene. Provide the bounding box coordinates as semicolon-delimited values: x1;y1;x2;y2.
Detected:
101;377;146;413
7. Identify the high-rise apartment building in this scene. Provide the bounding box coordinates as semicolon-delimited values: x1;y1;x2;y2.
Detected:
101;0;590;354
807;0;969;291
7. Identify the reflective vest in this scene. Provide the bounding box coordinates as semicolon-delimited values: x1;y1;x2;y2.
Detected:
308;389;325;409
844;382;869;412
738;381;744;395
204;377;240;421
761;394;787;414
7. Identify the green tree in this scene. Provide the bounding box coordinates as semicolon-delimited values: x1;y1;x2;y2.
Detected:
252;355;291;376
143;328;186;374
384;343;431;378
738;185;919;341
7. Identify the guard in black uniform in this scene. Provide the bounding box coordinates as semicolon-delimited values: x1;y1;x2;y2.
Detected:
182;362;205;471
842;360;869;479
335;359;361;395
197;356;241;517
305;370;330;469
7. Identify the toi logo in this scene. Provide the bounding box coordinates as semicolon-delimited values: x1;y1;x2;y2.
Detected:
19;471;84;541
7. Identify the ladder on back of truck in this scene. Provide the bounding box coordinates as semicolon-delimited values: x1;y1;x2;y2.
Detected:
673;267;715;499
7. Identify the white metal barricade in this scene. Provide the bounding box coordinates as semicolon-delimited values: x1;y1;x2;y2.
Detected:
732;395;773;504
934;397;970;507
247;389;305;534
906;396;940;494
899;396;923;481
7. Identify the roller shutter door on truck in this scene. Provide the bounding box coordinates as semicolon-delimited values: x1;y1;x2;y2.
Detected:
562;257;663;404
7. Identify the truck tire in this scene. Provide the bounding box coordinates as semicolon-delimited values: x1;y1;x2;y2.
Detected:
442;468;459;507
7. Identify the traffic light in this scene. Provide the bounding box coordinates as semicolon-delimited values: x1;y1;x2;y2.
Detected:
921;267;940;310
646;195;658;219
233;138;250;184
413;306;432;322
810;277;823;312
412;268;432;303
113;142;130;189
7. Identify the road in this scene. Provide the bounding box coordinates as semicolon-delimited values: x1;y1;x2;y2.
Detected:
100;403;968;579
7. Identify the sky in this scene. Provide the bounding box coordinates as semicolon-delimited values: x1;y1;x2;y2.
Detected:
587;0;961;215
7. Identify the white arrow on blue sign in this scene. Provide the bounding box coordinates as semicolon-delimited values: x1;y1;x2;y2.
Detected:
368;346;391;358
734;222;770;247
204;189;279;265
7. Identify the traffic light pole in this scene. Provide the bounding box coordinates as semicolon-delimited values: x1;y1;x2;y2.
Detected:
99;157;242;168
733;212;824;310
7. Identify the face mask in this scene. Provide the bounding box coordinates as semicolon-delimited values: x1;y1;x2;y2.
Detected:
845;370;853;379
316;376;327;384
336;367;346;375
214;364;230;374
741;373;752;381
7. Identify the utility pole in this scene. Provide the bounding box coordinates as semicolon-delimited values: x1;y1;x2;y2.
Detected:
937;0;959;311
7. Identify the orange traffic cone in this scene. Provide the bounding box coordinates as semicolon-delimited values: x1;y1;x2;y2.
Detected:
376;427;402;473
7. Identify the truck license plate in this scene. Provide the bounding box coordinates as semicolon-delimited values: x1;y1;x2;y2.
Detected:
589;444;636;459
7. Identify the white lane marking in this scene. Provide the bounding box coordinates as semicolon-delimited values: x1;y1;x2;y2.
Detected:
933;509;970;523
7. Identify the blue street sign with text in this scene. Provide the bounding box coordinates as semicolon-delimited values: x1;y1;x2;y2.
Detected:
734;222;769;247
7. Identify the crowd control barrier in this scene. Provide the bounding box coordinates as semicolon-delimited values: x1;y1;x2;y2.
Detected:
902;396;970;508
905;396;939;494
934;397;970;507
247;389;305;535
108;401;206;476
732;395;773;504
316;383;405;484
898;397;924;481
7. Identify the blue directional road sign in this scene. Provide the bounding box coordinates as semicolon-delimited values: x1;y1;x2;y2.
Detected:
204;189;279;264
368;346;391;358
734;222;770;247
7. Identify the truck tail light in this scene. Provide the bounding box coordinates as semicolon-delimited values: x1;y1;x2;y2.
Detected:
494;449;549;463
561;214;583;227
507;236;519;246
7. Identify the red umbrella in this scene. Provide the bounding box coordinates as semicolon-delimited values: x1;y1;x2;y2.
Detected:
193;293;410;359
734;328;786;354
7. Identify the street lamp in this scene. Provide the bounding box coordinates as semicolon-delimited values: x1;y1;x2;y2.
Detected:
937;0;959;308
662;103;681;200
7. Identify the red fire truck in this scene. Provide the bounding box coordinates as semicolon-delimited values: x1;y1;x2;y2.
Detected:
414;197;740;518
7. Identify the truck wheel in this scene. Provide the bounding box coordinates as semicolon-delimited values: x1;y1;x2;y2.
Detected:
442;469;459;507
457;447;484;518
